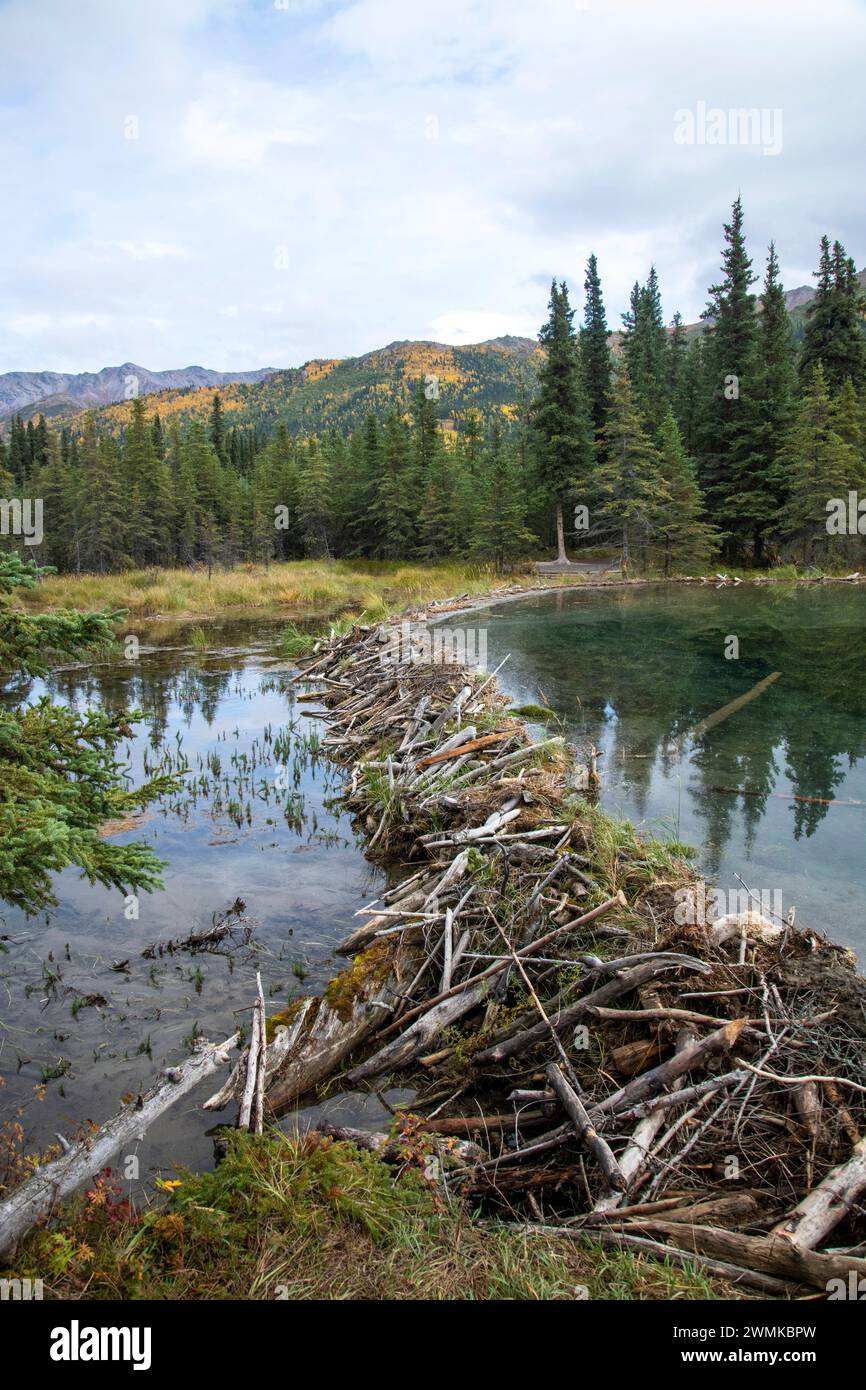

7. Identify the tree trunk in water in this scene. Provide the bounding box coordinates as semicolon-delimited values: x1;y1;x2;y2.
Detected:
555;502;567;562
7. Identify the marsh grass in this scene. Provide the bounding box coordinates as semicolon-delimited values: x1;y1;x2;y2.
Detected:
18;561;513;619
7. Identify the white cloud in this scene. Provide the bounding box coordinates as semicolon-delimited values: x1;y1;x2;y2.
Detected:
0;0;864;373
181;74;322;170
102;241;190;261
429;311;537;345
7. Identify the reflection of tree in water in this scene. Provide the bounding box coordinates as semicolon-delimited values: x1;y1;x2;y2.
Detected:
488;585;866;866
43;662;240;741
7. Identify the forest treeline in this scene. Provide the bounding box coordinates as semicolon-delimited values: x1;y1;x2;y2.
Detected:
2;197;866;575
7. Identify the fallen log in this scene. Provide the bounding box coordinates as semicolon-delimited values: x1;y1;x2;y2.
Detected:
347;979;490;1083
0;1033;238;1264
265;936;421;1116
633;1219;866;1292
772;1133;866;1251
591;1018;749;1118
518;1224;799;1297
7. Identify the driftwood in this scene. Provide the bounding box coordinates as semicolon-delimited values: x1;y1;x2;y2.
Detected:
546;1063;626;1191
635;1219;866;1292
0;1033;238;1263
347;979;490;1083
523;1224;799;1297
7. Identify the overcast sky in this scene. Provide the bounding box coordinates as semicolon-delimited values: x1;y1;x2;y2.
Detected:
1;0;864;374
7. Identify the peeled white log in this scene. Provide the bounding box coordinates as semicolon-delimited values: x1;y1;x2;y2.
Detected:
0;1033;238;1263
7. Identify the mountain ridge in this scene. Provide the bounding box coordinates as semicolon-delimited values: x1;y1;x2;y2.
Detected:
0;362;277;421
3;271;862;431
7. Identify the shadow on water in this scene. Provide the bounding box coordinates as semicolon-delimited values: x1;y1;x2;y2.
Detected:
464;584;866;957
0;617;396;1191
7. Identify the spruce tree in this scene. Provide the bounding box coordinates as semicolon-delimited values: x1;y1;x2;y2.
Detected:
473;420;536;570
656;408;719;573
532;279;594;561
592;364;669;572
699;196;760;551
372;409;415;559
209;392;228;464
0;554;176;913
580;253;612;436
799;237;866;392
297;438;333;557
622;267;669;436
739;242;799;561
78;419;127;572
778;364;864;566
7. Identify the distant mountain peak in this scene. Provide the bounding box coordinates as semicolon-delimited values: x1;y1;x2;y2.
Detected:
0;362;278;421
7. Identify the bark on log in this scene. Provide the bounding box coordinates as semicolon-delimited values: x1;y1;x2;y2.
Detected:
546;1063;626;1191
591;1019;749;1118
525;1224;798;1297
347;979;489;1083
635;1219;866;1292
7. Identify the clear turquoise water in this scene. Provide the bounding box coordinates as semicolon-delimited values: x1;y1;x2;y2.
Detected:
460;585;866;958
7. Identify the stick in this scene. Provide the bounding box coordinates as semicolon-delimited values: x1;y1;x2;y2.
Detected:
546;1063;626;1191
372;891;626;1042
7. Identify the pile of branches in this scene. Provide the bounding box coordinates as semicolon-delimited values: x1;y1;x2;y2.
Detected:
212;618;866;1298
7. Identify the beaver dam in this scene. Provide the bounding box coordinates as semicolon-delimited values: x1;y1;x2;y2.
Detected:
2;609;866;1297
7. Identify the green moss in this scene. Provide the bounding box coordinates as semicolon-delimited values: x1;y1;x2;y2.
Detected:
507;703;557;721
323;939;394;1022
265;995;320;1044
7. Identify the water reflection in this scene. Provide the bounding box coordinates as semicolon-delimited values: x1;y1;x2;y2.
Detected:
465;585;866;954
0;619;384;1185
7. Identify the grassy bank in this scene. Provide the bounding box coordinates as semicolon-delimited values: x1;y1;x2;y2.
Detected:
16;560;552;619
7;1129;723;1300
18;558;861;623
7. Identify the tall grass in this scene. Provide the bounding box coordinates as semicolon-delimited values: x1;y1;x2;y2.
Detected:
18;561;518;619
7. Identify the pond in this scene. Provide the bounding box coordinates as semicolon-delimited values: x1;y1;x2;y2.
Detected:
0;618;402;1193
458;583;866;960
4;586;864;1195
